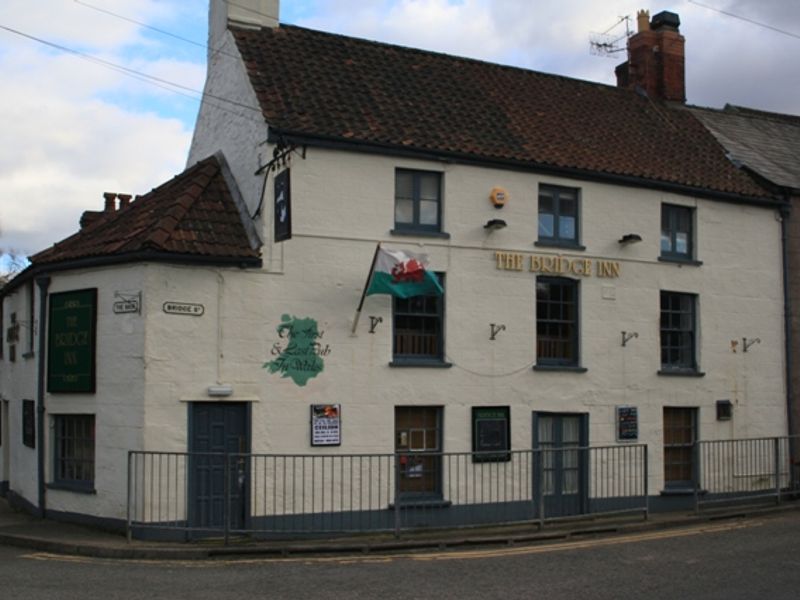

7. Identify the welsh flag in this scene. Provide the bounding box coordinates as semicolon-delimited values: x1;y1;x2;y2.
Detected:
365;247;443;298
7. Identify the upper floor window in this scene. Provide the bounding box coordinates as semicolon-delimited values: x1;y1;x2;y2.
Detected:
536;277;579;367
661;204;694;260
660;291;697;372
392;273;445;364
394;170;442;233
538;185;580;248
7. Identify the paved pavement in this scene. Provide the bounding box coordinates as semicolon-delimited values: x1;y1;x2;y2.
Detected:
0;495;797;560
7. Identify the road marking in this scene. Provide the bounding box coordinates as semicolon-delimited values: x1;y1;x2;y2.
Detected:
21;520;763;567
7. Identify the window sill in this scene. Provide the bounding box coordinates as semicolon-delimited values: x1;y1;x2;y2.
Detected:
390;229;451;239
658;369;705;377
390;359;452;368
658;256;703;266
534;240;586;251
47;482;96;495
533;364;588;373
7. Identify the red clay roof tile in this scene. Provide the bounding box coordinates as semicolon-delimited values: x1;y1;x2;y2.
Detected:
31;155;260;266
233;24;769;200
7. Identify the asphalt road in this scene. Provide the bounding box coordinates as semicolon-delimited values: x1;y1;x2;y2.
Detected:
3;511;800;599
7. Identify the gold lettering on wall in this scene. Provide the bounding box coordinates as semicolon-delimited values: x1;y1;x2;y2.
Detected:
494;252;621;278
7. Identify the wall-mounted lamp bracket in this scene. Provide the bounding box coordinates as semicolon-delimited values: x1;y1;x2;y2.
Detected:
368;316;383;334
742;337;761;352
484;219;507;231
490;323;506;341
621;331;639;347
618;233;642;245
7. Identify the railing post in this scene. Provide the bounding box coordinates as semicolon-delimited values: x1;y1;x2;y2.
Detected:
775;437;782;505
126;451;133;543
393;453;401;538
224;454;231;546
693;441;700;514
536;449;544;528
643;445;650;521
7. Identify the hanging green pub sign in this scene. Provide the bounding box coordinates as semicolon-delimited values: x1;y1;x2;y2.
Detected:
47;288;97;393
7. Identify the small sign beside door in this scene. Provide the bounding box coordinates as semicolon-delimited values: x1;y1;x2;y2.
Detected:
616;406;638;442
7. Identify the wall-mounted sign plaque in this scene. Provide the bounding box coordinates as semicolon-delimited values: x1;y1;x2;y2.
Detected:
163;302;204;316
47;288;97;393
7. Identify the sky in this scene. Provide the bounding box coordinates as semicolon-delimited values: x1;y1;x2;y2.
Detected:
1;0;798;268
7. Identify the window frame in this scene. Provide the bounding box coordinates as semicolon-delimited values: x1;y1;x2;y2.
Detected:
659;291;699;374
537;184;583;249
663;407;697;489
535;276;582;369
660;203;695;262
391;272;449;367
393;169;443;234
51;414;95;493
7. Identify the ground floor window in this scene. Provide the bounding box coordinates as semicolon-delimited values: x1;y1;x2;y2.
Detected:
395;406;442;499
53;414;95;491
663;407;696;488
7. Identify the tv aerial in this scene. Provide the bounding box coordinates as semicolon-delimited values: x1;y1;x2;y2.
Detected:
590;15;632;57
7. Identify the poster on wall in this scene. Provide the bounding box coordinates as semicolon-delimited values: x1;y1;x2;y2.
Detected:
274;168;292;242
311;404;341;446
616;406;639;442
47;288;97;393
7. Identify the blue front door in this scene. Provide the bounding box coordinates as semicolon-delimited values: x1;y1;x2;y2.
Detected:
189;402;249;531
533;412;588;518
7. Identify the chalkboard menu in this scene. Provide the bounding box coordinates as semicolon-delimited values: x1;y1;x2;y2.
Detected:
616;406;638;442
472;407;510;462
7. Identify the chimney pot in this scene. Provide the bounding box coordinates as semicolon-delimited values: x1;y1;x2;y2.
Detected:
103;192;117;212
637;10;650;33
117;194;132;209
650;10;680;31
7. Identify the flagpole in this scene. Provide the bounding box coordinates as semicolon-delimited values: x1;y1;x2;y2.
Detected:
351;243;381;335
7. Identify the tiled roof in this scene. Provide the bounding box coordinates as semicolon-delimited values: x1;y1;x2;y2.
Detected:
690;104;800;191
233;24;771;200
31;154;261;266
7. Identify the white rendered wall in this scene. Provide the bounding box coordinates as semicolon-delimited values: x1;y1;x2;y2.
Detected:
137;145;787;496
7;266;148;519
0;282;39;505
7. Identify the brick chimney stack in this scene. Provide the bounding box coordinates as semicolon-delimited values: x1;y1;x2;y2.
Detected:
615;10;686;103
103;192;117;213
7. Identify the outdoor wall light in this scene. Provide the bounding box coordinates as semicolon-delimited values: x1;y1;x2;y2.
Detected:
618;233;642;244
484;219;507;231
207;384;234;397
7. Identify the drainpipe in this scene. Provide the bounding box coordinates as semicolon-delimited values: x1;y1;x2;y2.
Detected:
35;275;50;518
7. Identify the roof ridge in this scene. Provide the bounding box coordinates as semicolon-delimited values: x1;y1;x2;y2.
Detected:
252;23;632;96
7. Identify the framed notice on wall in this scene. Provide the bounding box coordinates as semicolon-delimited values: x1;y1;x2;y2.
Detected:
47;288;97;393
616;406;639;442
311;404;341;446
472;406;511;462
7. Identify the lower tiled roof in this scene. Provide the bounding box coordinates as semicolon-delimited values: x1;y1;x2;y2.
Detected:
233;24;771;200
31;154;261;266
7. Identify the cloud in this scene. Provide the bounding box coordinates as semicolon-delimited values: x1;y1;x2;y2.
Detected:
0;0;203;257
